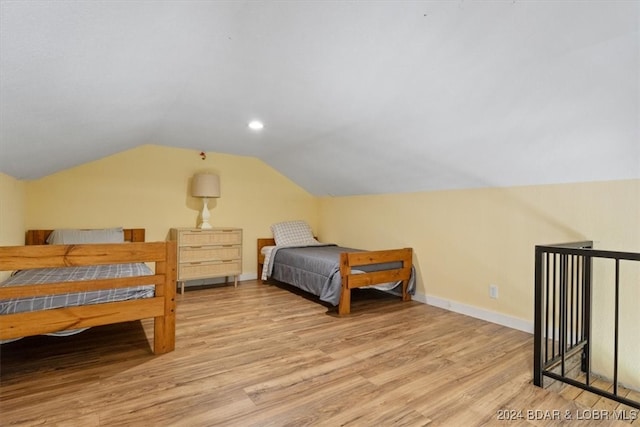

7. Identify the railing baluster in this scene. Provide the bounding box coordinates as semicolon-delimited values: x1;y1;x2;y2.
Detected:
576;255;581;345
552;253;557;359
534;247;544;387
545;252;551;363
533;242;639;410
584;253;591;387
613;258;620;396
571;255;580;345
570;255;576;347
560;254;567;376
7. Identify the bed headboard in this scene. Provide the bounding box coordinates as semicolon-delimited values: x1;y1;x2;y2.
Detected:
25;229;146;245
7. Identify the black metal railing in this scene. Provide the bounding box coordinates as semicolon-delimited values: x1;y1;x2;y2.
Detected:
534;241;640;409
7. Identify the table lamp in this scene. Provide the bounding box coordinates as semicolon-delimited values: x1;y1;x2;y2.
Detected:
191;173;220;229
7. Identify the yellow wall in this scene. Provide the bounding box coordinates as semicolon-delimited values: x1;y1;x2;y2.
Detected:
319;179;639;388
0;172;25;246
318;179;639;322
24;145;318;276
0;172;26;280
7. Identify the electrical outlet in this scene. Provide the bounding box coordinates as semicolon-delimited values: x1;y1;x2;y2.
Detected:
489;284;499;299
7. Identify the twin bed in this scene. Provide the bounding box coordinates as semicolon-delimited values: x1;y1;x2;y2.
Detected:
0;228;176;354
258;221;415;315
0;221;411;358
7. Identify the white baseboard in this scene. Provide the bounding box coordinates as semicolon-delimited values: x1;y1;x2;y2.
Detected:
414;292;534;334
239;272;258;281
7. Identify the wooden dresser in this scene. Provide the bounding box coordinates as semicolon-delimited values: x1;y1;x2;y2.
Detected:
169;228;242;294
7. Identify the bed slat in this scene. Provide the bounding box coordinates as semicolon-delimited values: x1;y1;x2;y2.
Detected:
0;274;166;299
342;248;412;267
0;297;165;340
346;269;411;289
0;242;168;269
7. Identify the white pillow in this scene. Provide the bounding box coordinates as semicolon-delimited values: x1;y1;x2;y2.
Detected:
46;227;125;244
271;220;320;247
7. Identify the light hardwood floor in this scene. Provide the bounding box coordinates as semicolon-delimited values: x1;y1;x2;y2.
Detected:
1;281;637;426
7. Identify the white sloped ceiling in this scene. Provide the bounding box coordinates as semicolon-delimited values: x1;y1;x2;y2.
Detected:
0;0;638;196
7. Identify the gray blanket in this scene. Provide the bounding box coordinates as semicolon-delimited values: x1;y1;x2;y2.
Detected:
266;245;415;306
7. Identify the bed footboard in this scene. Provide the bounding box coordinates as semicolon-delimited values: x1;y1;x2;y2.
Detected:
0;241;177;354
338;248;413;315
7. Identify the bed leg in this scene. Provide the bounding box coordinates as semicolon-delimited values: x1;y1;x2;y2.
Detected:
154;241;177;354
154;312;175;354
154;282;176;353
338;253;352;315
402;279;411;302
338;288;351;315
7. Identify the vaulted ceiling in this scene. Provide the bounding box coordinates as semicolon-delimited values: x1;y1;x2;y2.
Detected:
1;1;638;196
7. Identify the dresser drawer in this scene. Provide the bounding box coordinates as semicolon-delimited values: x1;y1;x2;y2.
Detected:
179;246;241;263
179;230;241;246
179;260;242;280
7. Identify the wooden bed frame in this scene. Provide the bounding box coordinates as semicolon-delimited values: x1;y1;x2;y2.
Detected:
0;229;177;354
257;238;412;315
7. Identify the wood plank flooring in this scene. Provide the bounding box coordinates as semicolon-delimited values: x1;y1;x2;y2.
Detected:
1;281;637;426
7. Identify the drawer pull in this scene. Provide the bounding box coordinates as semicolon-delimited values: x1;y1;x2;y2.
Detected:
222;260;233;263
189;246;203;249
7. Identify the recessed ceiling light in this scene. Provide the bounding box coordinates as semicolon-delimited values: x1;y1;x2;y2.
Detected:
248;120;264;130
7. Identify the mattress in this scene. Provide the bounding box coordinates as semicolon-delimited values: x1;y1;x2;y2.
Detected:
0;263;155;342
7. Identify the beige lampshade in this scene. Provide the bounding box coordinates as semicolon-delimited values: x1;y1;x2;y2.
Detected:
191;173;220;198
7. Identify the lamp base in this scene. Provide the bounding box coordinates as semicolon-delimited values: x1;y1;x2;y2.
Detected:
199;197;213;229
